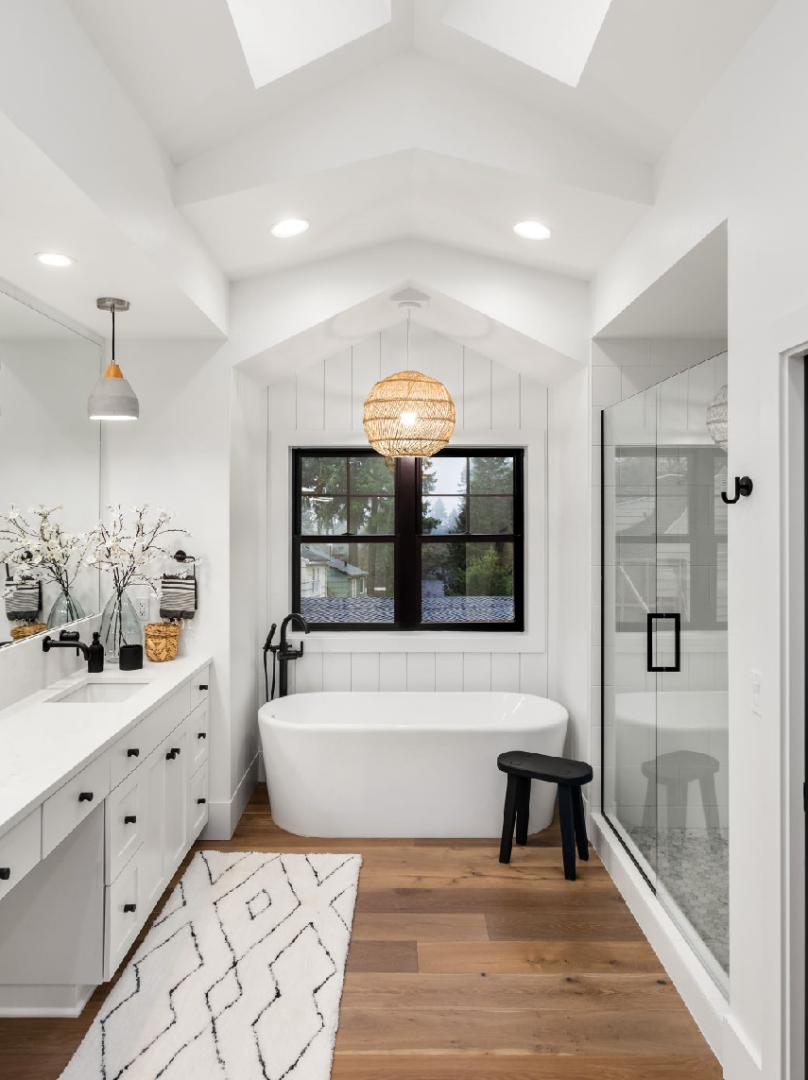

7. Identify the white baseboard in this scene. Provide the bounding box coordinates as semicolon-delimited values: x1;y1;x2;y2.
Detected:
590;811;728;1062
203;754;259;841
722;1013;764;1079
0;983;95;1017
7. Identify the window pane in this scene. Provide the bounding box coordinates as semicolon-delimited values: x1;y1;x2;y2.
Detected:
422;496;464;534
422;456;466;495
349;496;395;535
469;456;513;494
421;542;515;623
469;496;513;534
301;496;347;535
350;455;394;495
300;456;347;495
299;543;394;624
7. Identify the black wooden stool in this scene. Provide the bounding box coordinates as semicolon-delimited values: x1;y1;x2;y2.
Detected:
497;751;594;880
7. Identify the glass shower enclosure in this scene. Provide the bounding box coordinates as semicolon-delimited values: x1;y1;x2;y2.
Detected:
601;353;729;990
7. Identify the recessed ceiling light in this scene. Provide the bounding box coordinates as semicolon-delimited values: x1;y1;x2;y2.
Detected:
270;219;310;239
36;251;74;267
513;221;552;241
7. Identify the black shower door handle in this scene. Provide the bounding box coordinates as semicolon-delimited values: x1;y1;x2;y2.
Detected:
646;613;681;672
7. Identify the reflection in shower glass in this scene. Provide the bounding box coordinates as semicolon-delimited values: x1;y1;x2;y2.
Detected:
602;353;729;990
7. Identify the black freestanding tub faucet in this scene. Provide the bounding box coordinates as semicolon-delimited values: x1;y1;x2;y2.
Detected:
276;613;310;697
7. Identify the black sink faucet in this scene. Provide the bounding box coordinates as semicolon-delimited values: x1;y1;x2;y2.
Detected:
43;629;104;673
277;613;310;697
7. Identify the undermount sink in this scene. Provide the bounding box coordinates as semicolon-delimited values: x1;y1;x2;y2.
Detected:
50;682;149;705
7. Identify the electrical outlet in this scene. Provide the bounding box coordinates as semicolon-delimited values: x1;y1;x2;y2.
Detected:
135;597;149;622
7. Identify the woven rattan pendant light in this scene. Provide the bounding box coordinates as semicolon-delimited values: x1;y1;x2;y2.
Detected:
363;309;456;458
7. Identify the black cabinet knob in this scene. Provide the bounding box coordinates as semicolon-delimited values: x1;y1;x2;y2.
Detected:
171;747;181;756
123;904;137;914
199;684;208;691
127;748;140;758
197;797;207;805
124;815;137;825
78;792;94;802
166;750;175;760
198;732;207;740
0;868;10;881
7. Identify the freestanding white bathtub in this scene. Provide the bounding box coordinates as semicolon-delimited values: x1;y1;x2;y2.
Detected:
258;692;568;838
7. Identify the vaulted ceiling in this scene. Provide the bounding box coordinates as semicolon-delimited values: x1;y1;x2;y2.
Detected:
0;0;777;349
66;0;775;284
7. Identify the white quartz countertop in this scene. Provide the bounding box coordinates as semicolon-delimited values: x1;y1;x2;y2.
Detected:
0;653;211;839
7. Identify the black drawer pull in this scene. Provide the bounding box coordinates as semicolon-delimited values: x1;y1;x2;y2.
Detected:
171;747;181;756
78;792;94;803
0;868;10;881
124;815;137;825
127;748;140;758
197;797;207;805
199;684;208;691
198;732;207;740
166;751;175;760
123;904;137;914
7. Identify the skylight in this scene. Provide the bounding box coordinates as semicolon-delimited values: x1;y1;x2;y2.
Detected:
440;0;613;88
226;0;392;88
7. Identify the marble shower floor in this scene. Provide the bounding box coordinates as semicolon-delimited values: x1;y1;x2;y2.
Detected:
626;826;729;974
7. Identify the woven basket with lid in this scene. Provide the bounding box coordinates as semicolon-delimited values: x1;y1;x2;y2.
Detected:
144;622;181;663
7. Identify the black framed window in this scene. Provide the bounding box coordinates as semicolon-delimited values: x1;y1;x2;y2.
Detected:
293;448;524;631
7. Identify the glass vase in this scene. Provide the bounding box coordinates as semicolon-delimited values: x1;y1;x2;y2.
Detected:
47;588;86;629
100;589;143;662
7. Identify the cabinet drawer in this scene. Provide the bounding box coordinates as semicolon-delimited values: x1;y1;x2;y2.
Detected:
189;762;209;839
189;700;209;773
109;716;153;791
105;772;146;885
104;847;141;979
42;754;110;857
190;668;210;712
143;683;191;748
0;809;42;902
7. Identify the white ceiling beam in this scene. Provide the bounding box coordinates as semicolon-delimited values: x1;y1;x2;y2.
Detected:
219;239;590;385
176;52;653;210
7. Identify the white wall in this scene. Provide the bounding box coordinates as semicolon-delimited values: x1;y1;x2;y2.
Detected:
592;0;807;1072
100;340;258;839
267;325;551;701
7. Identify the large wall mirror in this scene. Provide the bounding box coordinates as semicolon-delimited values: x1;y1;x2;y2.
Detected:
0;288;102;647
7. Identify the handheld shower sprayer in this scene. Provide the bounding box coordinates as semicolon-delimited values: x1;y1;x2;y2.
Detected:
263;623;277;702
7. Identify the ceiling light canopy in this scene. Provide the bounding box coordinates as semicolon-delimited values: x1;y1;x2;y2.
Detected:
270;218;310;239
514;220;553;240
88;298;139;422
441;0;613;87
36;252;74;267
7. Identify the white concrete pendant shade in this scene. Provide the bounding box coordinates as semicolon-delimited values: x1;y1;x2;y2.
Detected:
88;362;140;421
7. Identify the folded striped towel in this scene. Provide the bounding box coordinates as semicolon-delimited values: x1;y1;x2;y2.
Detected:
4;576;41;621
159;574;197;621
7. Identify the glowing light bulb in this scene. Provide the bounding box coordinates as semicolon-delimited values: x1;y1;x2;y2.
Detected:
400;411;418;427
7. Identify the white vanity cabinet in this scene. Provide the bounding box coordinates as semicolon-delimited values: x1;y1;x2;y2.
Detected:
0;658;212;1015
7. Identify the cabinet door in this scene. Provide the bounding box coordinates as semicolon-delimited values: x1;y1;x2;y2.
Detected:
141;740;167;911
163;717;189;876
189;762;209;840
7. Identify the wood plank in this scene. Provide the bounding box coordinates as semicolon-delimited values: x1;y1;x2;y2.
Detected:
331;1053;722;1080
485;910;645;942
346;941;419;973
356;885;627;914
336;1006;707;1054
340;973;683;1012
418;940;663;975
352;913;488;942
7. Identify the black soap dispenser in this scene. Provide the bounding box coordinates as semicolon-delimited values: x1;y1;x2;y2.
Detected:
88;632;105;674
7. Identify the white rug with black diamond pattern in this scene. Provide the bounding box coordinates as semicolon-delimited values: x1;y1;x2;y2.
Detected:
60;850;362;1080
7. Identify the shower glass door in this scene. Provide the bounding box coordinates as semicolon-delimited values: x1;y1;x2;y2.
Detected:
602;353;729;991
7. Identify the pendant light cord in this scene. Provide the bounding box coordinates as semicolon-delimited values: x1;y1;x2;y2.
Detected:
111;307;116;362
406;307;410;366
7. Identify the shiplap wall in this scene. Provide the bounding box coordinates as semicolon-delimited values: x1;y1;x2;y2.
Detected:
268;324;549;698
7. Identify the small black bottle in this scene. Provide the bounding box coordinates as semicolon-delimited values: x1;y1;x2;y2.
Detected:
88;631;105;674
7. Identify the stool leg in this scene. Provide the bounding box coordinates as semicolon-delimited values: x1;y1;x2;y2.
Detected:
572;786;589;861
499;774;519;864
698;771;720;832
558;785;577;881
515;777;531;846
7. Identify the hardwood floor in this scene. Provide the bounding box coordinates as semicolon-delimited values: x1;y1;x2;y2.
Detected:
0;784;722;1079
